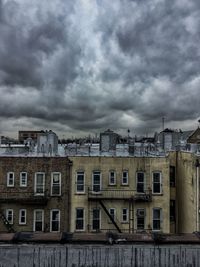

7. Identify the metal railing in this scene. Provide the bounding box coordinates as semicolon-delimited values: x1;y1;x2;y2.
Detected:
0;190;49;204
88;188;152;201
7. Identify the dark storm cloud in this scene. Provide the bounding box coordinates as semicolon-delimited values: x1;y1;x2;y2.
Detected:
0;0;200;137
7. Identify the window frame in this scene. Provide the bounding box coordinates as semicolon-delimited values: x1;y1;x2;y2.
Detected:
136;172;145;193
109;208;116;222
20;172;27;187
33;209;44;232
170;166;176;187
152;208;162;231
122;208;129;223
51;172;61;196
92;208;101;231
122;170;129;185
34;172;45;196
152;172;162;194
19;209;26;225
76;171;85;193
50;209;60;232
136;208;145;230
7;172;14;187
109;171;116;185
92;171;101;193
6;209;13;224
75;208;85;231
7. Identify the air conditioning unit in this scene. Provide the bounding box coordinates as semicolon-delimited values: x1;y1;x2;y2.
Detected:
137;209;145;217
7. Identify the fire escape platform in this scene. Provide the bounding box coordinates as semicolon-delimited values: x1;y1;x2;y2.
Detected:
88;190;152;202
0;193;49;205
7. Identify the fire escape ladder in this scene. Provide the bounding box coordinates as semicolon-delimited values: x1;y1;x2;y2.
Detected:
99;200;122;233
0;211;14;233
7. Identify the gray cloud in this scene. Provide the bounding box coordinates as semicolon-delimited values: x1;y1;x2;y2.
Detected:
0;0;200;138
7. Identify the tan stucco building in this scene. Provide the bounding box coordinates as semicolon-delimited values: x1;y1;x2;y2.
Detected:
69;156;173;234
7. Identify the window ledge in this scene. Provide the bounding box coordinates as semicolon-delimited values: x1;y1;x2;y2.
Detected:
75;192;86;195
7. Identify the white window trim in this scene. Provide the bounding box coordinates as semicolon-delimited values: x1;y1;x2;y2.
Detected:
152;208;162;231
109;208;116;221
34;172;45;196
50;209;60;232
76;171;85;194
109;171;116;185
20;172;27;187
19;209;26;225
122;208;129;223
136;208;145;230
6;209;13;224
92;208;101;231
92;171;102;193
122;171;129;185
33;209;44;232
51;172;61;196
152;172;162;194
7;172;14;187
75;208;85;231
136;172;145;193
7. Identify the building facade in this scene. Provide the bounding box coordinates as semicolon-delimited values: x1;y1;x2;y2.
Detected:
0;157;72;233
69;156;172;234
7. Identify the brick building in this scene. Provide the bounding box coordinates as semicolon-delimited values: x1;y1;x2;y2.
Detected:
0;157;72;233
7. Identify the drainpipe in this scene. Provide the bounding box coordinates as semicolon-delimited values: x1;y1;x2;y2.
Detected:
196;159;200;232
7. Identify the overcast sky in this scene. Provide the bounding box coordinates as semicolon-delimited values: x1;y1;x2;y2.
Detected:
0;0;200;138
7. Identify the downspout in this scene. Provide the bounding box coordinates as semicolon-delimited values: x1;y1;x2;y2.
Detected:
196;159;200;232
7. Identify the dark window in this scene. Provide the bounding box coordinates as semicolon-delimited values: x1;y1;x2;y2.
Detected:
76;172;84;192
76;208;84;230
137;209;145;230
170;166;176;187
93;172;101;192
92;209;100;230
153;172;161;194
137;172;145;193
153;208;161;230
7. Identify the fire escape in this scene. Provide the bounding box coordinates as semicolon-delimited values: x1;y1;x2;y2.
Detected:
0;191;49;232
88;188;152;233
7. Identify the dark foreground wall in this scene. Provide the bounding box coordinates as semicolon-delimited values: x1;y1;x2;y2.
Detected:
0;244;200;267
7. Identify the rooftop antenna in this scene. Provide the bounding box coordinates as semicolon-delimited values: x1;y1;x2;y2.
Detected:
162;117;165;131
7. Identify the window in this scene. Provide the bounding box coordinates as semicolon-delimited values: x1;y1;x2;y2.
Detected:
109;171;116;185
19;209;26;225
170;166;176;187
76;172;85;193
6;209;13;224
50;210;60;232
34;210;44;231
7;172;14;187
136;172;145;193
51;173;61;196
92;208;100;230
34;173;45;195
152;172;162;194
137;209;145;230
153;208;162;230
122;171;128;185
20;172;27;187
109;208;116;221
76;208;84;231
122;208;129;222
92;171;101;192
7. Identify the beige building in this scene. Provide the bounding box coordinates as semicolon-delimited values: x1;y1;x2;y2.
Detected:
69;156;173;234
169;151;200;233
